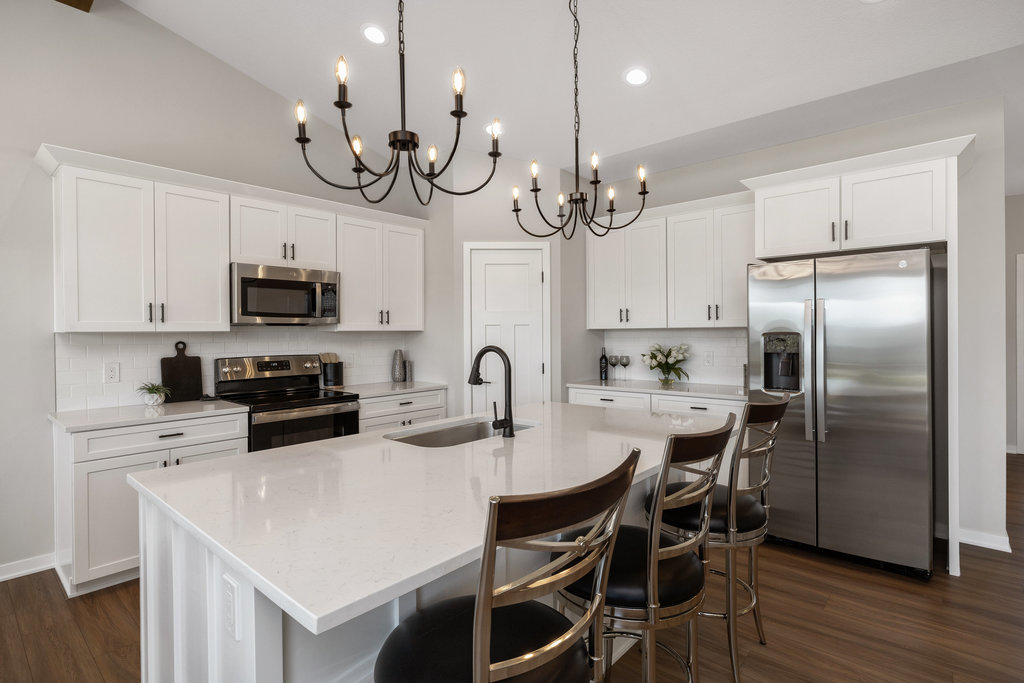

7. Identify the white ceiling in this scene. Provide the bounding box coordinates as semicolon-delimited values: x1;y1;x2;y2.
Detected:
120;0;1024;191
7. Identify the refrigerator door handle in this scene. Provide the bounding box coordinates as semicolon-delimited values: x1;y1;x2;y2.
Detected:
804;299;815;442
815;298;827;443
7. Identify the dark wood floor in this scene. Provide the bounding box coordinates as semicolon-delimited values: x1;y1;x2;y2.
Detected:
1;458;1021;682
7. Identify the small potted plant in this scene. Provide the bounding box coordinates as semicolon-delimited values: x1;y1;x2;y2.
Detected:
641;343;690;389
137;382;172;406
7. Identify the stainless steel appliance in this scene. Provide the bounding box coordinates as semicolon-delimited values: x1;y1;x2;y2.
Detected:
231;263;339;325
748;248;943;572
215;354;358;451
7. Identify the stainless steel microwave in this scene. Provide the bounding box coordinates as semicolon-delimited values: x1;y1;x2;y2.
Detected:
231;263;339;325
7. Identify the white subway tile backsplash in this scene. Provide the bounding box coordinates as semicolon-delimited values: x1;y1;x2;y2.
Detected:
601;328;748;386
54;329;410;411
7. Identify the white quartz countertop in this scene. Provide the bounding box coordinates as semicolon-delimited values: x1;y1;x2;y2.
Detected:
49;400;249;433
127;402;732;635
346;381;447;399
568;379;747;401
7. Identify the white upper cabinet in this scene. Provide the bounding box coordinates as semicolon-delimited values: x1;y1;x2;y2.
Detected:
754;177;841;259
54;169;230;332
154;184;230;331
667;203;755;328
587;218;666;329
230;196;337;271
336;217;424;331
745;137;972;259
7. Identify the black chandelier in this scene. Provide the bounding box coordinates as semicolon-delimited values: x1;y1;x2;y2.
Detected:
512;0;648;239
292;0;501;206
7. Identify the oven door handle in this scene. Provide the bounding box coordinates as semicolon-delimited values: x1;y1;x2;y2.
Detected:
251;402;359;425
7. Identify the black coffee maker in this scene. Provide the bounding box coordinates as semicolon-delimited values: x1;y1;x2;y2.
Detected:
320;353;344;389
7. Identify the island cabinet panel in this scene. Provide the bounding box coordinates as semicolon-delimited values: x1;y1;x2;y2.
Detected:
586;217;666;329
337;218;424;331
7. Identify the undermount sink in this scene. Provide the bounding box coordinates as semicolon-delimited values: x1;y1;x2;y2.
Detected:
384;418;533;448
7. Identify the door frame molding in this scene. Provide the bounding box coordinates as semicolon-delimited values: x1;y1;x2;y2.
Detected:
462;242;552;414
1016;255;1024;455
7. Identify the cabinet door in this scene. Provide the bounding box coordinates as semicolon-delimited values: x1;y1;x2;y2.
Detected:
754;177;840;258
336;217;383;330
287;205;337;271
667;211;713;328
154;184;230;331
171;437;249;466
73;450;168;583
713;204;755;327
624;218;667;328
587;228;626;329
839;159;946;250
229;195;287;265
382;225;424;330
58;167;155;332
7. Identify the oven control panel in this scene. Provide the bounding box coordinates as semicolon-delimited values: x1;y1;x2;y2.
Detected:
215;354;322;382
257;359;291;372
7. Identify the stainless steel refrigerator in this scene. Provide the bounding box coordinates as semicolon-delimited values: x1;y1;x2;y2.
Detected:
748;248;942;572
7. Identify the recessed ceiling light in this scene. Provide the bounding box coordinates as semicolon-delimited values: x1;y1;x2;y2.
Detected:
361;24;388;45
623;67;650;87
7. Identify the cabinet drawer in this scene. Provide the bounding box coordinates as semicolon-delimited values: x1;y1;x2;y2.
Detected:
359;390;446;419
72;413;247;463
360;407;446;433
651;395;745;420
171;437;249;467
568;388;651;412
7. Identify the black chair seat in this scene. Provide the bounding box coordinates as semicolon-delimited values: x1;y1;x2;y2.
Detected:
647;484;767;535
374;594;590;683
563;525;704;610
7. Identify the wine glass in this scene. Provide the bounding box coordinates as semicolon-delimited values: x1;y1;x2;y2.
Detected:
607;355;620;381
619;355;631;380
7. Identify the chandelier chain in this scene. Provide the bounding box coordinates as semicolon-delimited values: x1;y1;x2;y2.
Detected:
398;0;405;56
571;0;580;146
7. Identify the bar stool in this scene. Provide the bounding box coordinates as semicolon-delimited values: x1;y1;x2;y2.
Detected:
648;395;789;683
559;416;736;683
373;448;640;683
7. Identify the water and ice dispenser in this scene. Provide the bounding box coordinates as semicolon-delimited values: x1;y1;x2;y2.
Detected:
762;332;800;391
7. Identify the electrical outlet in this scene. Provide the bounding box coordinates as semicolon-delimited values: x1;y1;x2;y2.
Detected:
703;351;714;367
103;361;120;384
223;574;241;641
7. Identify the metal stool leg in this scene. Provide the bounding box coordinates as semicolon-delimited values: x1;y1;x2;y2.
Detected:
641;630;656;683
725;547;740;683
750;544;766;645
688;616;700;683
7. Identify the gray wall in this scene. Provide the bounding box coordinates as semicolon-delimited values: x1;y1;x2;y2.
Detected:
607;98;1008;546
0;0;424;570
1007;195;1024;451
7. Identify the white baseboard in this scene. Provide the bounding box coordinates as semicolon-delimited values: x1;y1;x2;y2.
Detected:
0;553;55;582
959;529;1012;553
1007;443;1019;454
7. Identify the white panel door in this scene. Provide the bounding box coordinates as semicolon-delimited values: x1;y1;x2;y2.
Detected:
229;195;287;265
336;217;383;330
713;204;755;327
667;211;713;328
624;218;667;328
840;159;947;250
382;225;424;330
155;183;230;331
73;450;169;583
59;167;155;331
287;205;337;271
755;177;840;258
469;248;545;414
587;228;626;328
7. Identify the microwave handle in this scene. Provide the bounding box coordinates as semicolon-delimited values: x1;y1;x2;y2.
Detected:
314;282;323;318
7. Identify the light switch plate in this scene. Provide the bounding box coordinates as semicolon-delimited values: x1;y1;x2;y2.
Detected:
222;574;241;641
703;352;714;367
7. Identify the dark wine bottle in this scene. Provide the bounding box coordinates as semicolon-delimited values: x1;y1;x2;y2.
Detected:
599;346;608;381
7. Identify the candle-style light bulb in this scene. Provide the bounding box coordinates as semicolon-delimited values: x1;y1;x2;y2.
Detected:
557;192;565;207
294;99;307;124
591;152;599;170
512;186;520;200
351;136;363;157
607;187;615;200
490;118;502;140
530;160;539;178
427;145;438;163
451;67;466;95
637;165;647;182
335;56;349;85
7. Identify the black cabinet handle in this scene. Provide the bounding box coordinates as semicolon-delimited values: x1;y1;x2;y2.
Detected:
148;302;153;323
625;309;630;323
175;458;181;466
160;303;165;323
160;461;167;467
844;220;849;240
282;242;288;259
619;308;623;322
158;432;184;439
599;398;614;402
715;304;720;320
689;406;708;411
831;221;836;242
385;310;390;325
291;243;296;260
707;304;711;321
379;310;384;324
399;401;413;406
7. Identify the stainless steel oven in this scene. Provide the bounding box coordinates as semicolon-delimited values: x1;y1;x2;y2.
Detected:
215;354;359;452
231;263;339;325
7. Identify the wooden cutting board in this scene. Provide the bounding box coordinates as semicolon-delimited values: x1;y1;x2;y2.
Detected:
160;341;202;403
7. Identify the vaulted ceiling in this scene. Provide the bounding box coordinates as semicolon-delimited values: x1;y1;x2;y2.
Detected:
120;0;1024;191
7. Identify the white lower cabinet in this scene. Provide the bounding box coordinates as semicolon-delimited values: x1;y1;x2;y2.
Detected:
651;394;744;420
359;390;447;432
568;388;652;412
54;412;248;596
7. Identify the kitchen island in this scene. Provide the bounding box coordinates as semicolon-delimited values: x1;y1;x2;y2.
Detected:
128;402;738;682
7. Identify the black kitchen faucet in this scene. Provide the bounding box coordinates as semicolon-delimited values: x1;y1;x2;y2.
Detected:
467;345;515;438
